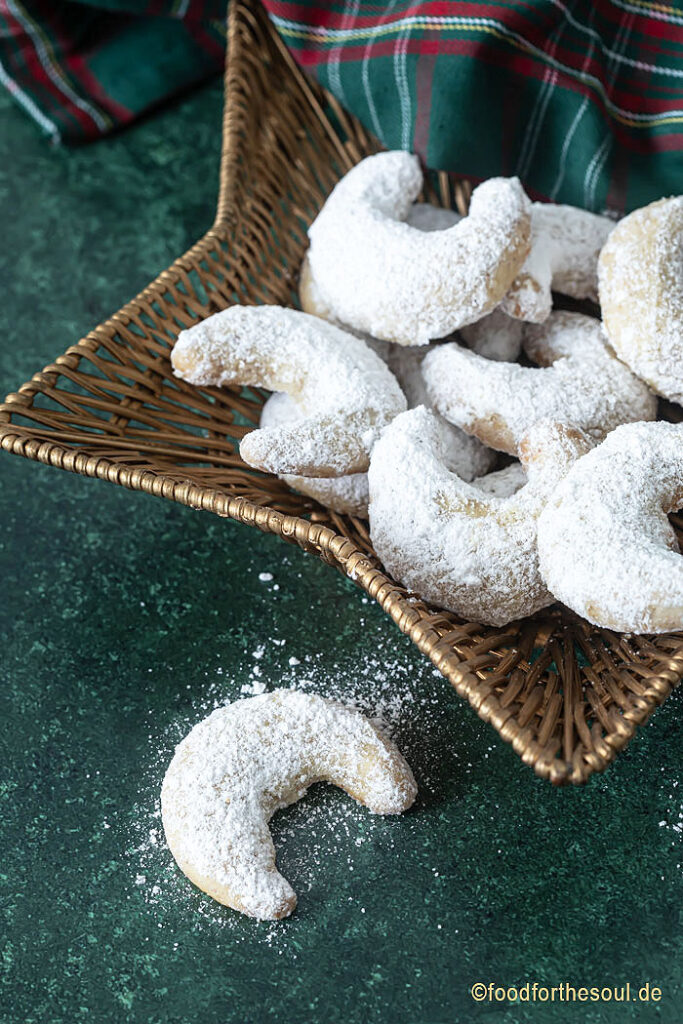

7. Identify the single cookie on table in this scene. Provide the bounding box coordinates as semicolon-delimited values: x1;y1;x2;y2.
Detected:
305;151;531;345
537;421;683;634
171;305;406;477
598;196;683;404
368;407;591;626
161;690;417;920
501;202;614;323
422;311;656;455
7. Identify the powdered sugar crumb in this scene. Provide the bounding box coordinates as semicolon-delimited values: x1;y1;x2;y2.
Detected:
127;592;479;943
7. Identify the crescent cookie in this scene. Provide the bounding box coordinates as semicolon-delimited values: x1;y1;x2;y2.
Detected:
301;203;523;362
299;200;464;334
171;305;406;477
502;202;614;323
368;407;591;626
537;421;683;633
260;341;496;516
422;311;656;454
161;690;417;920
260;393;521;517
260;392;370;516
305;151;531;345
598;196;683;403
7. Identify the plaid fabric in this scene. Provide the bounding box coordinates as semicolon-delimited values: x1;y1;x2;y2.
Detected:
0;0;226;142
2;1;683;212
262;1;683;214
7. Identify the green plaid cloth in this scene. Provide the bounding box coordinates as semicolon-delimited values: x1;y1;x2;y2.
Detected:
3;1;683;213
264;1;683;214
0;1;226;142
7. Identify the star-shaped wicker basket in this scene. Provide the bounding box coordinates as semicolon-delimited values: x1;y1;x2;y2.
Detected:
2;0;682;784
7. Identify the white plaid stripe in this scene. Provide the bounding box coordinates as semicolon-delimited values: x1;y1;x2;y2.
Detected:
0;55;59;140
328;0;361;107
272;14;683;123
6;0;108;132
361;1;400;139
583;9;636;207
550;4;598;199
397;21;412;150
610;0;683;27
517;7;572;180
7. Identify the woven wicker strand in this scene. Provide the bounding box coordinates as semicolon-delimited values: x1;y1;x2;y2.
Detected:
2;0;682;784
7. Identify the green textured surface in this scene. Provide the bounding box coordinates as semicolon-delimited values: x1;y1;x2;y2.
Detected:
1;84;682;1024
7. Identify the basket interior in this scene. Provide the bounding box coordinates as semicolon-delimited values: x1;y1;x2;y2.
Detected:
2;0;683;785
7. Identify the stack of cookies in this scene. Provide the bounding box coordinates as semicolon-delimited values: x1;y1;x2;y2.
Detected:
171;152;683;635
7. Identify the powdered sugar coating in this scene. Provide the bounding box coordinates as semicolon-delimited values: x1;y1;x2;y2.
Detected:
301;201;522;361
171;305;406;477
299;250;378;345
502;202;614;323
460;306;524;362
259;341;496;516
403;203;524;359
423;311;656;454
299;195;466;344
599;196;683;403
260;392;369;516
161;689;417;920
306;151;531;345
368;407;591;625
474;461;527;498
537;421;683;633
383;345;496;479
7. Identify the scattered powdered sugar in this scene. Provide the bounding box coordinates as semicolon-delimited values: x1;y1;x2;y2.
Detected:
502;201;614;323
160;690;417;921
423;311;657;455
657;775;683;853
241;679;267;695
599;196;683;404
368;407;590;626
306;151;531;345
171;305;406;477
537;420;683;633
127;609;469;942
